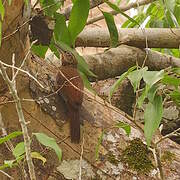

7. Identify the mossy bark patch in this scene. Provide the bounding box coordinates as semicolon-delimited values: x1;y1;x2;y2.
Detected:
121;138;154;173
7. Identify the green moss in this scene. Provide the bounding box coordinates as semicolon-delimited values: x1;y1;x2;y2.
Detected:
121;138;153;173
161;151;175;163
107;153;119;166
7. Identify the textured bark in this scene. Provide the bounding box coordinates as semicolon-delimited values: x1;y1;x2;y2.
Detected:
27;56;180;179
84;45;180;80
0;0;29;89
76;28;180;48
0;1;180;179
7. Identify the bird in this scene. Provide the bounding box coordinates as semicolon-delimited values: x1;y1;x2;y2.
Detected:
55;44;84;143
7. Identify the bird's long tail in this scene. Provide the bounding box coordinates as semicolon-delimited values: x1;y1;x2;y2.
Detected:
68;103;80;143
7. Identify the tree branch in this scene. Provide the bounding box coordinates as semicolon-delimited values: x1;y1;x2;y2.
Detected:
83;45;180;80
76;28;180;48
87;0;157;25
0;61;36;180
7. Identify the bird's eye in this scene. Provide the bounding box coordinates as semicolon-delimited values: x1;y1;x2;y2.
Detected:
66;52;72;57
67;52;73;57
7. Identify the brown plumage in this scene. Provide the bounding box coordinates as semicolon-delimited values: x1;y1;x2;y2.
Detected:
56;47;84;143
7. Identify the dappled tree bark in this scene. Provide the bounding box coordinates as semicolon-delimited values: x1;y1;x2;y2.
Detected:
0;0;180;179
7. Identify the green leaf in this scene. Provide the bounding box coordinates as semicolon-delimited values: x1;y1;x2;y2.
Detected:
0;158;22;169
116;0;122;6
68;0;90;45
146;2;156;16
104;0;139;26
174;2;180;25
147;85;158;103
122;13;146;28
77;53;97;78
79;71;96;94
170;49;180;58
128;67;148;92
0;131;23;144
3;157;24;170
148;19;164;28
115;122;131;136
0;163;13;170
165;9;179;27
165;0;176;12
50;38;60;58
54;13;71;46
138;69;164;108
95;130;104;160
39;0;61;17
72;0;77;3
34;133;62;161
144;95;163;147
121;18;132;28
171;67;180;75
137;85;150;108
31;152;47;165
13;142;25;159
143;70;164;87
170;90;180;106
161;75;180;88
4;160;15;168
31;44;48;58
0;0;5;20
109;66;136;101
102;11;118;47
16;155;25;163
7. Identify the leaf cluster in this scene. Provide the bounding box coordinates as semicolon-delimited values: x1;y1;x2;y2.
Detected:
0;132;62;170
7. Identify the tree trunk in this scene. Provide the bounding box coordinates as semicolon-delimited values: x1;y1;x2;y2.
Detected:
0;0;30;83
0;1;179;179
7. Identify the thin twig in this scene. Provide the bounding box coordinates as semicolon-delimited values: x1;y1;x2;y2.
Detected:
0;62;36;180
155;146;164;180
0;170;14;179
11;53;15;81
12;40;37;81
32;0;39;9
78;135;84;180
2;18;32;41
0;60;44;88
155;127;180;145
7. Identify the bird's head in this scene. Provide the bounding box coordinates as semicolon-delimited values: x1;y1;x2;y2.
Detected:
55;43;78;67
61;50;78;67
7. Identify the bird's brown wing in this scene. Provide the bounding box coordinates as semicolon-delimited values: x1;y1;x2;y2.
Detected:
56;67;84;108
